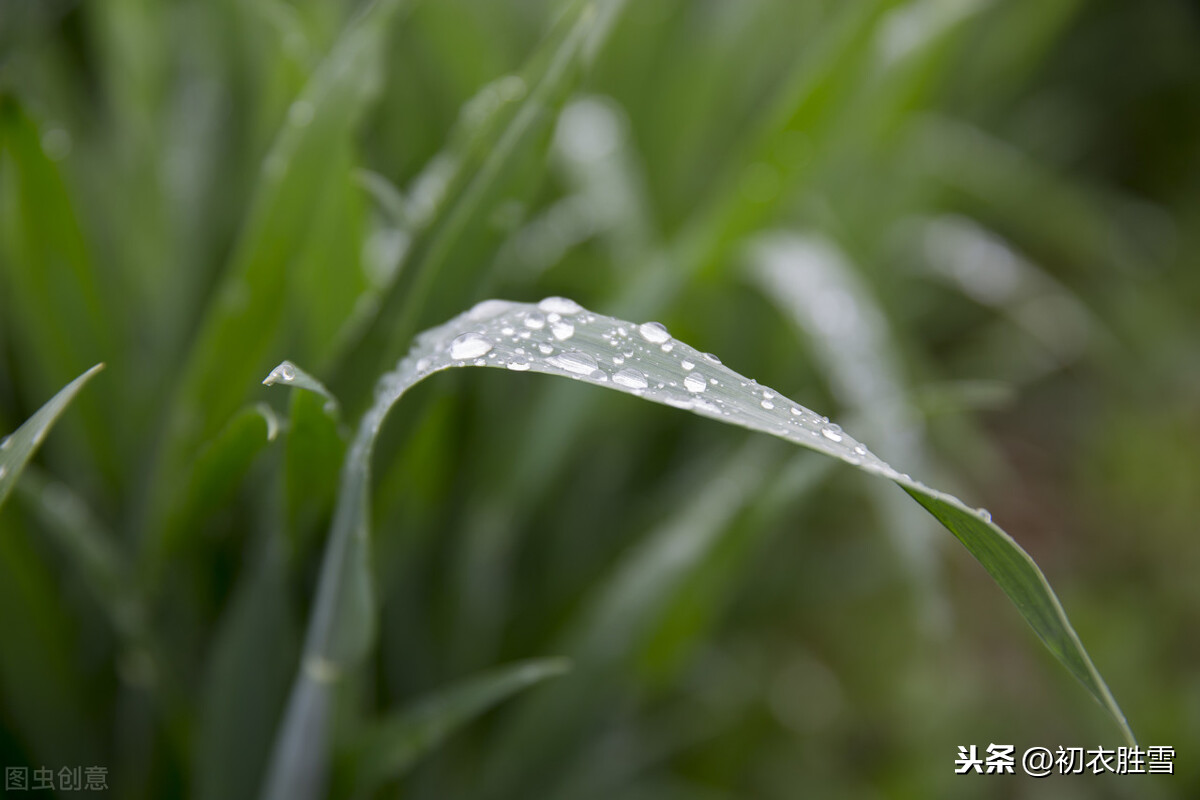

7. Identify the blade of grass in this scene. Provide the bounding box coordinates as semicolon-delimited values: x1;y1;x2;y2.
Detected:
335;658;571;799
330;0;631;405
286;298;1133;747
0;363;105;509
260;361;380;800
161;0;406;489
0;97;120;486
154;403;281;563
195;540;300;800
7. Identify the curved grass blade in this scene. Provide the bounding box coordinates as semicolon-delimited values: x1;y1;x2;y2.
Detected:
0;363;104;510
260;362;378;800
336;658;570;799
296;298;1131;747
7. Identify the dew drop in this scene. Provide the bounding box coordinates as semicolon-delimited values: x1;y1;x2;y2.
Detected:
684;373;707;393
680;359;695;371
550;321;575;341
790;407;802;416
660;342;674;353
523;312;546;330
978;508;992;522
762;390;775;400
548;351;598;376
853;444;867;455
538;296;582;315
821;423;843;442
638;321;670;344
703;352;722;364
612;355;625;365
761;400;775;410
467;299;513;320
450;332;493;360
537;343;554;355
613;368;648;389
506;358;531;371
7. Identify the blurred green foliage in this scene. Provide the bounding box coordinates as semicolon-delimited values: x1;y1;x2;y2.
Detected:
1;0;1198;798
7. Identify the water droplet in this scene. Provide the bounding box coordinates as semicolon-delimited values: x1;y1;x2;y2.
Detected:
680;359;695;371
662;396;694;410
538;296;582;315
548;351;597;376
790;407;802;416
762;390;775;400
853;444;867;455
978;508;992;522
280;364;296;381
523;312;546;330
612;355;625;365
638;321;670;344
613;368;648;389
821;424;843;442
684;373;707;393
661;342;674;353
506;358;531;371
537;343;554;355
551;321;575;341
761;400;775;410
703;352;722;364
467;299;513;320
450;332;493;360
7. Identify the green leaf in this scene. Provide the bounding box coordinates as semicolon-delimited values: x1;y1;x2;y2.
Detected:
303;298;1133;746
153;403;280;564
336;658;570;799
0;363;105;510
162;0;407;477
331;0;631;402
194;544;300;800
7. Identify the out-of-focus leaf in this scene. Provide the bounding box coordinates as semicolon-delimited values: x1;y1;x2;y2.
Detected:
0;98;119;485
336;658;570;799
332;0;631;403
194;544;300;800
0;364;104;510
162;0;406;482
154;403;280;562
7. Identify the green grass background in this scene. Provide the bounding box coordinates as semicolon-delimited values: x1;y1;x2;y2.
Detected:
1;0;1199;798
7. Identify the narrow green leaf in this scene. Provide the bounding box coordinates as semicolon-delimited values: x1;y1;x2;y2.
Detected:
274;366;346;562
195;544;300;800
318;298;1132;745
0;363;104;510
155;403;280;561
337;658;570;799
331;0;631;401
14;467;134;639
163;0;406;476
